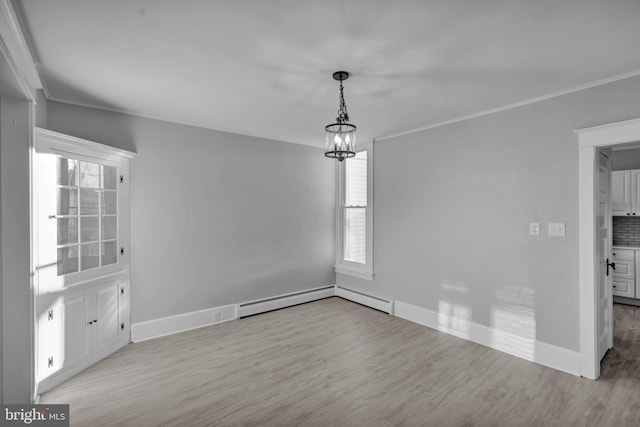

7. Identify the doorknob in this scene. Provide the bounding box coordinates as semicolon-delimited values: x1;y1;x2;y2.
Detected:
606;258;616;276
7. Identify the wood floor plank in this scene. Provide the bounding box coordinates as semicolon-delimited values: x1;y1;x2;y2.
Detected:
41;298;640;426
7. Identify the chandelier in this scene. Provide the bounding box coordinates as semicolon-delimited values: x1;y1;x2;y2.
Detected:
325;71;356;161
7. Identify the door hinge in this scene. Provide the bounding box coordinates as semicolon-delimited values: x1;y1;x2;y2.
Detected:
120;286;125;296
121;322;125;331
120;175;124;184
120;247;124;255
48;310;53;321
47;357;53;368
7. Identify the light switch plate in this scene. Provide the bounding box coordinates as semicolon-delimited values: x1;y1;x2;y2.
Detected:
548;223;566;237
529;223;540;236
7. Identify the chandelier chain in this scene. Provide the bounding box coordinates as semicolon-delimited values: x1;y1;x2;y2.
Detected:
336;80;350;124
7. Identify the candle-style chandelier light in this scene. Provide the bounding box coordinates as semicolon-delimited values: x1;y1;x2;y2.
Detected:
324;71;356;161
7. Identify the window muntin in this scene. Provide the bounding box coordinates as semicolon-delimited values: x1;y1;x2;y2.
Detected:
55;157;119;276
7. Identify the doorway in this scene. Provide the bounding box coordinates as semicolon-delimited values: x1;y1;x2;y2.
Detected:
577;118;640;379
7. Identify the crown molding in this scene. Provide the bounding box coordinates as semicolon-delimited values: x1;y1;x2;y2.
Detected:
0;0;42;101
376;69;640;142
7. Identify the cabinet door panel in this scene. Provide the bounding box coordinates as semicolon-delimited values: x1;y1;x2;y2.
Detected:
612;260;634;279
612;171;631;216
36;296;62;382
61;292;90;369
632;170;640;215
612;249;635;261
94;282;120;354
613;278;635;298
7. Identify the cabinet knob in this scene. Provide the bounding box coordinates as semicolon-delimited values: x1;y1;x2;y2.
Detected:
627;213;631;215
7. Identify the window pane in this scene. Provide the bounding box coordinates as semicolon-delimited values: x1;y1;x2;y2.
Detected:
81;244;100;271
56;157;78;186
80;217;99;243
57;218;78;245
57;246;79;276
102;191;117;215
345;151;367;206
102;241;118;266
79;161;100;188
102;165;117;190
80;189;100;215
57;188;78;215
344;207;366;264
102;216;117;240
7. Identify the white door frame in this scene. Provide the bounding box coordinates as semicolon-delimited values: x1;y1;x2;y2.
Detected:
577;117;640;379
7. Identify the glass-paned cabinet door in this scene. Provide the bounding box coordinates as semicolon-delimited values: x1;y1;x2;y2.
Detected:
38;152;123;290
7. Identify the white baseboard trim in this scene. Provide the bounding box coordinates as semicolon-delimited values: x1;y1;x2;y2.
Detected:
334;285;393;314
131;304;237;343
393;300;580;376
237;285;335;318
130;286;580;377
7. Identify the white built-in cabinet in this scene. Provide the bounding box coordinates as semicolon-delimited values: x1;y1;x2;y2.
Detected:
34;128;134;394
36;279;128;383
611;170;640;216
611;248;636;299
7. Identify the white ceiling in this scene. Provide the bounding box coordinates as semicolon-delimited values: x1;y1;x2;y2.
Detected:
15;0;640;147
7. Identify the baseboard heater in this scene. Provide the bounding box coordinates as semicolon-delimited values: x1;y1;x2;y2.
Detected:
237;285;335;318
334;285;393;314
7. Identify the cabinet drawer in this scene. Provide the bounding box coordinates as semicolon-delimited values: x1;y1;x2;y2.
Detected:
613;278;636;298
612;259;634;279
612;249;635;261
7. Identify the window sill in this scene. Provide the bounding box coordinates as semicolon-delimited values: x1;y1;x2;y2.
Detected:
334;265;374;281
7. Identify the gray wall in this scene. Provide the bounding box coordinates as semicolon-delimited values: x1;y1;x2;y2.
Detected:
338;74;640;352
612;147;640;171
46;101;335;323
1;96;32;403
34;90;46;128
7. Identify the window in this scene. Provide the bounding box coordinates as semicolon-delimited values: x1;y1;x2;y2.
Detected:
335;144;373;280
34;129;130;293
55;156;119;275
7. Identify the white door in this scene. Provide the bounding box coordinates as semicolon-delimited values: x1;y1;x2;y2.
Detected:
596;150;613;364
93;282;121;354
61;292;91;369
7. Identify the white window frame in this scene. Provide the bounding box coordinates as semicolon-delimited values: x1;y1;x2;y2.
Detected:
334;142;374;281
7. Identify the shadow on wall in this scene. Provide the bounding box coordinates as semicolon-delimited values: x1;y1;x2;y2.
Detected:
436;281;536;361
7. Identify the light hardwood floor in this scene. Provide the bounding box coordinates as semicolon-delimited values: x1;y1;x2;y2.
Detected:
41;298;640;426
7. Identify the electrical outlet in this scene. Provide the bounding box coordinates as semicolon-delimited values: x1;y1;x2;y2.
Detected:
548;223;566;237
529;223;540;236
213;311;221;323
